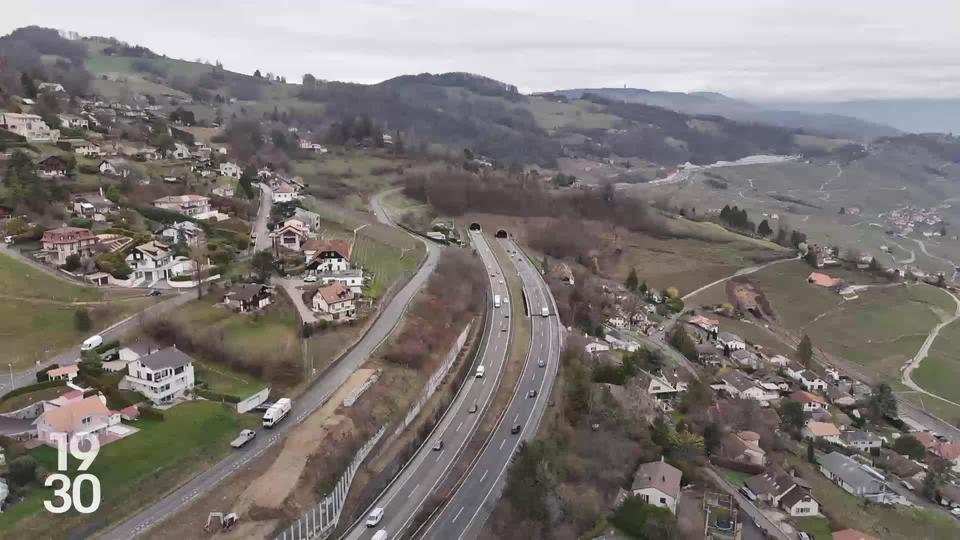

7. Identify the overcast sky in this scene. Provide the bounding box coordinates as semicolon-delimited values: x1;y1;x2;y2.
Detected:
4;0;959;101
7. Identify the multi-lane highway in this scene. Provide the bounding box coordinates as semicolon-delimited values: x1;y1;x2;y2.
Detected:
97;197;441;540
343;229;512;540
421;237;561;540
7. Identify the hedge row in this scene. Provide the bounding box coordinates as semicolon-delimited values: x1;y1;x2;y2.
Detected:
195;388;242;403
139;407;165;421
0;379;66;402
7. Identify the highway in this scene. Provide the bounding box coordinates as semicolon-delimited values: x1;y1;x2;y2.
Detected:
421;237;561;540
96;195;441;540
343;230;511;540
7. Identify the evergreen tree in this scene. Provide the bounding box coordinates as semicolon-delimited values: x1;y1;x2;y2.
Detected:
625;267;639;291
639;281;648;294
807;440;816;463
703;422;720;456
757;219;773;237
20;73;36;98
797;334;813;366
922;470;939;502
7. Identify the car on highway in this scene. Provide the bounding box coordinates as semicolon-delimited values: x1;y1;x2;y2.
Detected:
476;365;485;378
538;359;546;367
230;429;257;448
432;440;444;451
501;326;507;332
527;389;538;398
511;423;522;434
372;530;388;540
798;533;811;540
468;402;478;413
365;507;384;527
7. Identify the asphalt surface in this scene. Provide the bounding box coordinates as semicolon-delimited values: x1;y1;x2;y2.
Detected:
95;195;441;540
420;237;561;540
252;183;274;253
343;230;511;540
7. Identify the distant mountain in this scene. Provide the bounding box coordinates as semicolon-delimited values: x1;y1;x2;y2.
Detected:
549;88;900;142
760;99;960;136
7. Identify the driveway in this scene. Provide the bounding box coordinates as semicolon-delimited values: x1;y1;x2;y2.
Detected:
274;276;318;324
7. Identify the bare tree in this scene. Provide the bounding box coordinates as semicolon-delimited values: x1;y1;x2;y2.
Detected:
189;244;209;299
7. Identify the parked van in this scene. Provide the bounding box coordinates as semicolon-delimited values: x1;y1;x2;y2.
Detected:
475;365;485;378
80;335;103;352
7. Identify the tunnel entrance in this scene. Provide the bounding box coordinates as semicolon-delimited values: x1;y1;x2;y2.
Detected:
469;222;482;232
495;229;508;239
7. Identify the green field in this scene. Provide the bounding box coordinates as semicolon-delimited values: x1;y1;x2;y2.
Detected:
0;401;257;537
0;253;160;368
913;314;960;406
796;516;833;540
293;151;406;209
352;232;424;299
523;96;620;131
194;361;266;399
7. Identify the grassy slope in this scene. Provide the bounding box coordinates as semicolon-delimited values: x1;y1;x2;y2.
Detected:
0;401;258;537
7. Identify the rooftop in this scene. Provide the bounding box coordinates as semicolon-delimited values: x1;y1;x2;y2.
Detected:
137;346;194;372
631;459;682;499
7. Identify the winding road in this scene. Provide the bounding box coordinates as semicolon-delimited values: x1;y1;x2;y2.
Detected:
901;288;960;408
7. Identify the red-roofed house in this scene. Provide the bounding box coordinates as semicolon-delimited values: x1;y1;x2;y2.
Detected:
46;365;79;382
35;395;120;446
41;227;98;265
803;421;841;443
688;315;719;333
933;442;960;473
119;405;140;421
311;283;356;322
304;239;352;272
791;390;828;412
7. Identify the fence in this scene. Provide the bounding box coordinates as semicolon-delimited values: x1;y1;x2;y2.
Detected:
391;323;471;439
274;425;386;540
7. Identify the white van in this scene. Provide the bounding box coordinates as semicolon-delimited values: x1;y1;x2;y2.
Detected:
80;335;103;352
475;365;485;378
365;507;384;527
372;530;388;540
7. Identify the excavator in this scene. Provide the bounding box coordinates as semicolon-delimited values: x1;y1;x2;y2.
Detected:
204;512;239;533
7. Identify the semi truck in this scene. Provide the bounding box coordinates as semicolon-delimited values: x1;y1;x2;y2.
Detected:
494;294;501;308
262;398;292;428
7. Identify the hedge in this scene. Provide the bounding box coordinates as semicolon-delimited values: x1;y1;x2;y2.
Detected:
0;379;66;401
139;407;165;421
195;388;241;403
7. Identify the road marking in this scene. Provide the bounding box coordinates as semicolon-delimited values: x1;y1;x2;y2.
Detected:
499;438;506;450
413;482;421;493
513;413;519;423
456;421;463;432
436;450;444;462
479;469;488;483
452;506;464;523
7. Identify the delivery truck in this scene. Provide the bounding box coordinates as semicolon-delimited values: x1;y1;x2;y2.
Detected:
494;294;501;308
262;398;292;428
541;307;549;317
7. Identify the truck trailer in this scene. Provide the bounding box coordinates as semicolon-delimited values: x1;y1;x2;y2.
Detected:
262;398;292;428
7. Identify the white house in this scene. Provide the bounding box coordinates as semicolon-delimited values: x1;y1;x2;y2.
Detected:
717;332;746;351
839;430;883;452
791;390;828;412
0;112;60;141
46;365;79;382
219;161;242;179
121;347;196;405
271;181;299;203
153;194;212;217
311;282;357;322
72;140;102;157
98;158;130;177
58;113;89;130
721;430;767;466
293;208;322;232
319;270;364;295
170;142;191;160
35;394;119;447
159;221;205;247
779;488;819;517
271;219;310;252
715;370;777;402
304;239;351;272
584;339;610;355
803;421;842;443
798;370;828;392
630;459;682;514
125;241;192;284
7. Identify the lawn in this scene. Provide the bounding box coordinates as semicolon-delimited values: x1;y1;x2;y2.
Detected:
785;453;958;540
796;516;833;539
0;384;70;413
177;294;301;362
293;150;406;204
194;361;266;399
0;401;258;537
913;315;960;405
716;467;752;487
352;230;425;300
0;251;140;302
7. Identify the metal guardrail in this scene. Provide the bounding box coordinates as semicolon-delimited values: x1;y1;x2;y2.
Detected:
274;425;386;540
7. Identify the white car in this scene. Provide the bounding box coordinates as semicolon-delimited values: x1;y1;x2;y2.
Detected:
366;507;384;527
80;335;103;352
303;274;318;283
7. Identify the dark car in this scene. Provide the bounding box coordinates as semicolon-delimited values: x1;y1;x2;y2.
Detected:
527;389;538;398
432;440;444;451
511;423;522;434
468;402;478;414
145;289;161;296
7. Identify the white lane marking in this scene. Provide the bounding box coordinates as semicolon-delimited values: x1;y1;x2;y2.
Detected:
499;439;506;450
452;506;465;523
479;469;488;483
413;482;421;493
436;449;444;462
513;413;519;423
456;421;463;432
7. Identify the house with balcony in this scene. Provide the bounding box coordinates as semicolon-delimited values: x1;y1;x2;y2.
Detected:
158;221;205;247
35;394;120;447
40;227;98;265
0;112;60;142
271;219;311;252
57;113;89;129
125;241;192;284
153;194;212;218
304;239;351;272
311;282;357;322
120;347;196;405
219;161;242;179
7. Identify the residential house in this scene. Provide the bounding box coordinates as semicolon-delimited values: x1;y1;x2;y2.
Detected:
224;283;272;313
696;343;722;367
604;333;640;352
311;282;357;322
768;354;792;367
72;191;117;220
57;113;88;129
730;349;762;370
71;140;103;157
136;146;160;161
125;241;192;283
304;239;351;272
170;142;191;160
219;161;242;179
721;431;767;466
271;219;310;252
819;452;894;502
607;315;628;328
827;385;856;406
121;346;196;405
803;421;841;443
584;339;610;355
644;369;688;411
798;370;828;392
41;227;98;265
35;155;69;178
46;365;79;382
298;139;327;152
0;112;60;141
293;207;322;232
839;430;883;452
271;181;299;203
779;487;819;517
932;442;960;473
630;459;682;514
791;390;828;412
714;370;777;402
717;332;746;352
688;315;720;334
35;394;119;446
756;372;792;395
98;158;130;177
832;530;879;540
318;270;364;295
743;469;797;505
37;82;66;93
808;272;841;288
159;221;205;247
153;194;212;217
212;185;235;198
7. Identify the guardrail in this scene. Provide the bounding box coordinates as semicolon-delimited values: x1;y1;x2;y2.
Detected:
274;425;387;540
